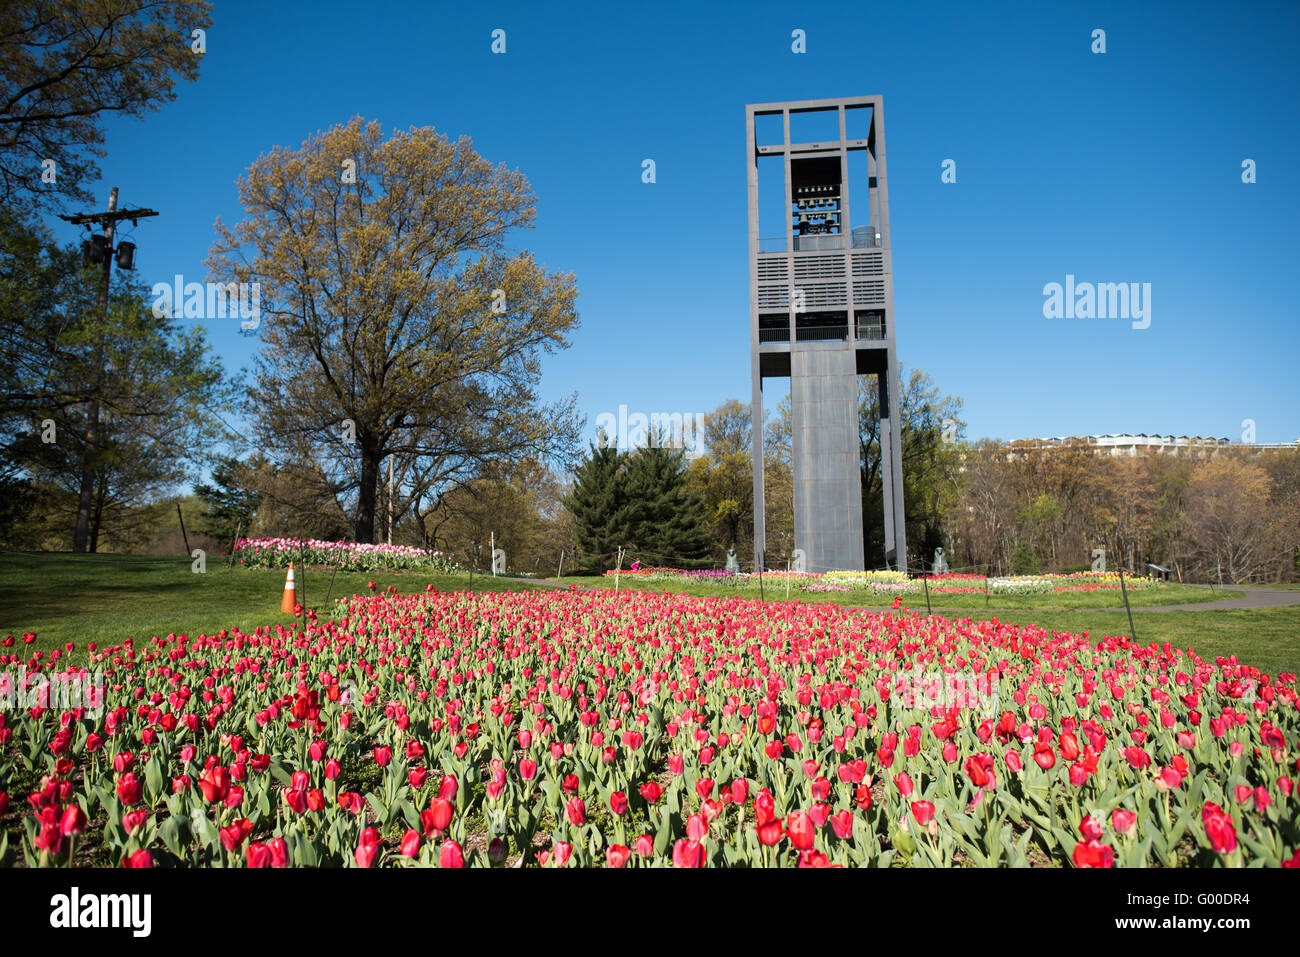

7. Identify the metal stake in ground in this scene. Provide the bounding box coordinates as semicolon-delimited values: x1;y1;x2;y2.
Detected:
614;546;624;592
1118;561;1138;642
298;541;307;623
556;549;565;580
323;546;343;608
923;571;932;616
226;520;243;570
176;501;191;556
758;552;765;603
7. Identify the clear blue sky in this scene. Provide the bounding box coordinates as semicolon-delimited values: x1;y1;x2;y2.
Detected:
45;0;1300;449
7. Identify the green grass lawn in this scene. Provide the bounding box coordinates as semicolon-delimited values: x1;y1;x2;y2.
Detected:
0;552;545;665
943;607;1300;679
559;574;1239;610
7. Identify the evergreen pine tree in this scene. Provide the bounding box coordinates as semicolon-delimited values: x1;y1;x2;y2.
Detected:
615;443;710;564
562;442;627;572
194;455;263;549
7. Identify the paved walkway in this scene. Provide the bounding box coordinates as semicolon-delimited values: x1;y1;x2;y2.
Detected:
528;579;1300;614
1112;584;1300;613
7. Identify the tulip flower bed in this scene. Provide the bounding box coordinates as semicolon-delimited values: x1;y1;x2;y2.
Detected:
1;588;1296;868
232;538;461;574
603;567;1169;598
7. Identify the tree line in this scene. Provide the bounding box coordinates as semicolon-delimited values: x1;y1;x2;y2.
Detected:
558;375;1299;584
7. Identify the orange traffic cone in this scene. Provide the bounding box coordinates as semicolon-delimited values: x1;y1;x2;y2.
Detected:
280;562;297;613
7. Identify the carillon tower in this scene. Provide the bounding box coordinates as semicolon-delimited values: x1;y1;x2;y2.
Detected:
746;95;906;573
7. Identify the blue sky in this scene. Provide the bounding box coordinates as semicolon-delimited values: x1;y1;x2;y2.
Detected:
45;0;1300;450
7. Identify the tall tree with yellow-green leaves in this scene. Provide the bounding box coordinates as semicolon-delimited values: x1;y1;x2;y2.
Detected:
208;118;582;543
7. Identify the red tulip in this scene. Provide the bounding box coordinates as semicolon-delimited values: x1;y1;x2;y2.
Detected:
198;766;230;804
855;783;873;810
910;801;935;826
673;838;705;867
634;834;654;857
1078;815;1103;842
338;791;365;814
639;781;663;804
786;811;816;850
965;752;996;790
401;828;421;858
607;844;631;868
566;796;586;826
1072;840;1114;868
122;849;153;868
1033;741;1056;769
220;821;250;852
439;775;458;802
114;772;142;806
373;745;392;766
424;797;454;835
245;843;273;868
1059;732;1080;762
1124;746;1151;770
59;804;87;835
686;813;708;840
1202;802;1237;853
830;810;854;839
355;829;382;867
1111;808;1137;835
755;801;784;845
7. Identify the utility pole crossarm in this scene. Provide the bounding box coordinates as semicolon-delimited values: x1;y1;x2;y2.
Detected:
58;208;159;226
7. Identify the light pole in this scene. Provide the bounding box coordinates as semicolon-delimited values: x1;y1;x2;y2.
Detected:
58;188;158;552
